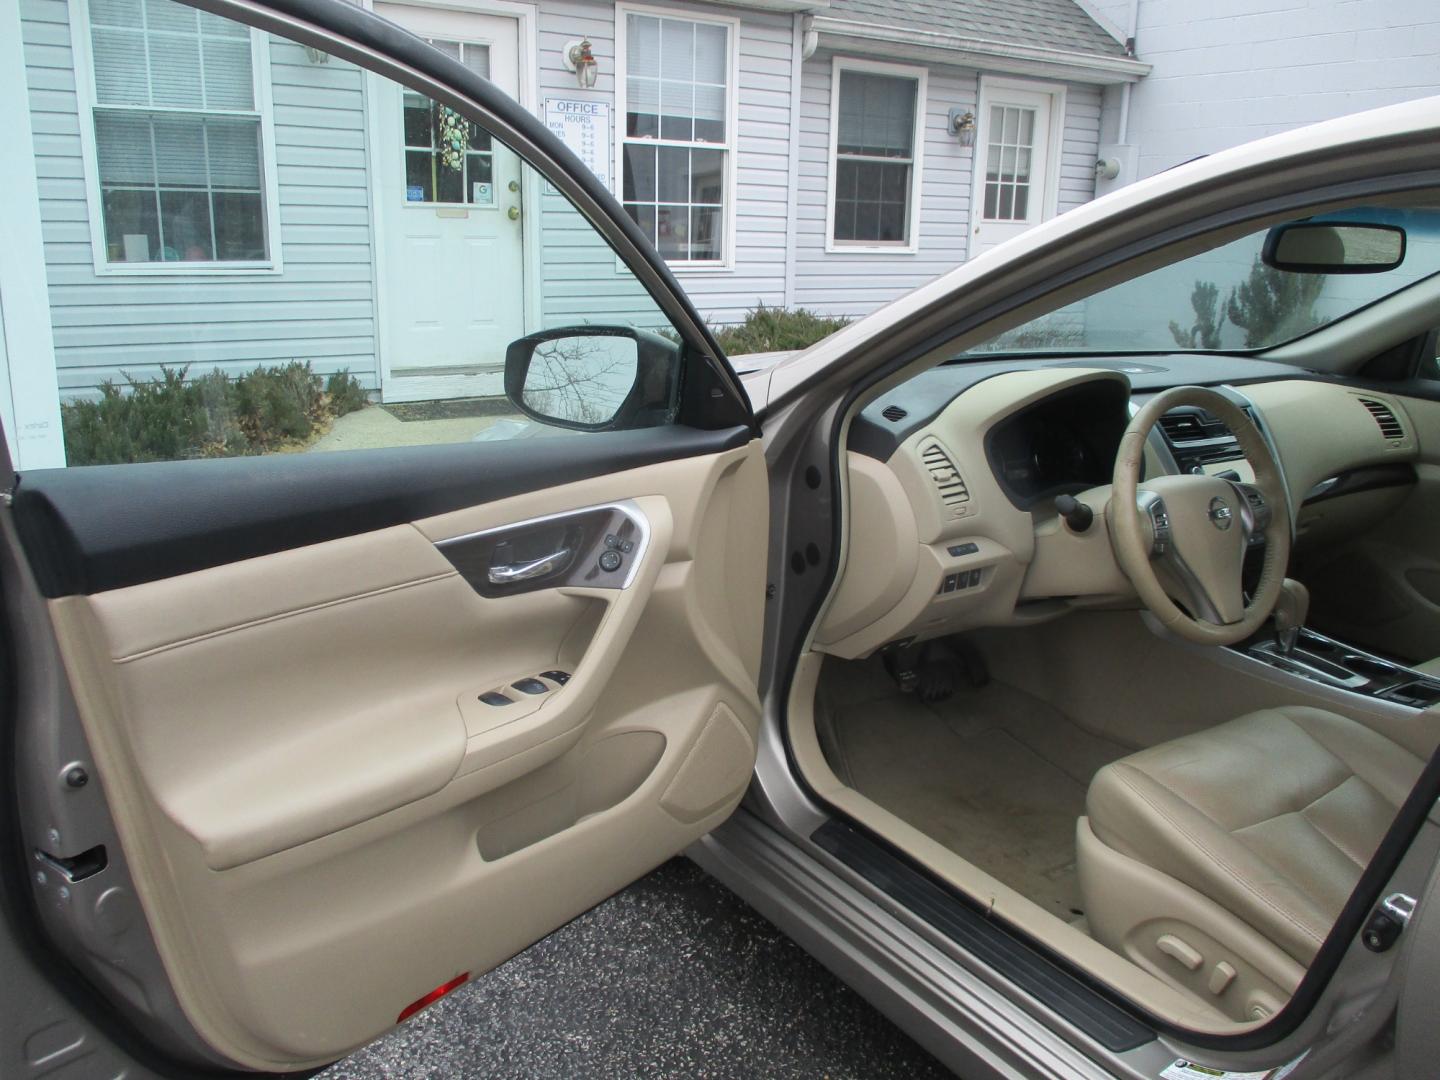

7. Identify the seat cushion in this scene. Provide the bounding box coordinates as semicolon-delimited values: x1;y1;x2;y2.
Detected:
1087;706;1422;964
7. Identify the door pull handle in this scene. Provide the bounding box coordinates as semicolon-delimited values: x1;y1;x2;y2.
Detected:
487;549;572;584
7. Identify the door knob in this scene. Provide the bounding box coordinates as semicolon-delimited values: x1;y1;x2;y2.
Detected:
507;206;520;221
488;548;571;584
508;179;520;192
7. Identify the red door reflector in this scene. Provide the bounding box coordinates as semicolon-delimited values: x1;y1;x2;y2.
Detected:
396;972;470;1023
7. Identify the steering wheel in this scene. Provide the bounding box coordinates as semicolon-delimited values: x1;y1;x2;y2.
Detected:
1109;386;1291;646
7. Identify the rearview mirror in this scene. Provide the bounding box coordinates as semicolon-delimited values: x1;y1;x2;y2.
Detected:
1262;221;1406;274
504;326;681;431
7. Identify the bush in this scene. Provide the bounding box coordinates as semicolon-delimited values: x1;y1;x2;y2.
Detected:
61;362;369;466
711;304;850;355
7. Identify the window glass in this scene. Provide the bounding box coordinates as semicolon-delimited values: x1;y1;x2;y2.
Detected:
982;104;1036;223
962;207;1440;355
832;69;919;246
88;0;268;264
24;3;697;467
622;12;730;263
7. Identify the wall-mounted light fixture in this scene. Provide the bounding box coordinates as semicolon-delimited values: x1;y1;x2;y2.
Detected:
562;39;599;90
303;45;329;65
947;108;976;147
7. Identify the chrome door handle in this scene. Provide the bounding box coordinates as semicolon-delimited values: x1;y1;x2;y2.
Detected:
487;548;571;584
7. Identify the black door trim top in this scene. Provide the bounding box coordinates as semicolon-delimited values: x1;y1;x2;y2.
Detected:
14;425;751;597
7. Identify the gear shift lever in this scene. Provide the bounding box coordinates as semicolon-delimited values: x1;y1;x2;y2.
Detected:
1273;578;1310;655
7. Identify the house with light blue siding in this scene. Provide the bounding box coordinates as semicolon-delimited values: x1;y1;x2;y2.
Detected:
7;0;1430;468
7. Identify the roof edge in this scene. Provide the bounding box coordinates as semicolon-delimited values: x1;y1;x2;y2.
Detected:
812;15;1151;84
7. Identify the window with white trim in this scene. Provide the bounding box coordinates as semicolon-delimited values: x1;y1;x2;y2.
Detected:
85;0;271;266
830;64;923;247
620;9;732;265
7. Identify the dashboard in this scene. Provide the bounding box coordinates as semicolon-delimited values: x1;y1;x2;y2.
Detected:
986;379;1129;507
813;360;1428;660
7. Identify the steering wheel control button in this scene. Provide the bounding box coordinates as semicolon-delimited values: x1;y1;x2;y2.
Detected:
479;691;513;707
598;549;624;573
540;670;571;685
947;542;979;557
511;678;549;696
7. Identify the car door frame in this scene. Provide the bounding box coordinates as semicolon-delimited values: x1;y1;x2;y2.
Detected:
0;0;761;1074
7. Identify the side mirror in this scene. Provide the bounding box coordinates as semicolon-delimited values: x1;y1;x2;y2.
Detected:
503;326;681;431
1262;221;1406;274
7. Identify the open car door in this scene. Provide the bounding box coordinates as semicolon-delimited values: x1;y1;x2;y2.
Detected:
0;0;767;1071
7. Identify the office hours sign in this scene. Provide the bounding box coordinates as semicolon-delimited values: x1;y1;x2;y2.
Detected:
544;99;612;191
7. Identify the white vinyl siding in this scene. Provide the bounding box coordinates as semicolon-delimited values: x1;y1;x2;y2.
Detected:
536;0;789;330
20;0;378;397
796;51;972;317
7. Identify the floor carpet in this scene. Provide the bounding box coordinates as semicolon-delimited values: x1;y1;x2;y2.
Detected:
820;656;1129;920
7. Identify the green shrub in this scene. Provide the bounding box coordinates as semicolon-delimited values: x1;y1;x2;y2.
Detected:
326;370;369;417
711;304;850;355
61;362;368;466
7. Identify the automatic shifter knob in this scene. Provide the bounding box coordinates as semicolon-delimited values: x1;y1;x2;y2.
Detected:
1273;578;1310;655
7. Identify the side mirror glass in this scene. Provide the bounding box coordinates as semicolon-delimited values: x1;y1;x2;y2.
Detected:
1262;221;1406;274
504;327;680;431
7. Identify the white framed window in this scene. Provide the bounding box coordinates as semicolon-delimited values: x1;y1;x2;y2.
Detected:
826;57;926;254
73;0;282;274
616;4;737;270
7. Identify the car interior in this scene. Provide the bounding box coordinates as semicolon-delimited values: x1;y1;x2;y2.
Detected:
788;204;1440;1034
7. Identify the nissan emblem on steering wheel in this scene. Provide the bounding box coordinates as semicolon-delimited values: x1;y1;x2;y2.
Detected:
1209;496;1234;530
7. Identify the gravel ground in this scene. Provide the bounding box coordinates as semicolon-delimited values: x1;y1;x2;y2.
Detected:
321;857;954;1079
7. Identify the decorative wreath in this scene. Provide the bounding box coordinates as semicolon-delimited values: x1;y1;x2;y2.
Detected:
437;105;468;171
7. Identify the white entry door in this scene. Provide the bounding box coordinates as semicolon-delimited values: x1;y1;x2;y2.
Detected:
375;4;524;402
970;81;1060;257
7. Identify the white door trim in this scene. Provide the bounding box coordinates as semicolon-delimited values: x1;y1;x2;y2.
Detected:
0;0;65;469
969;75;1067;257
362;0;539;404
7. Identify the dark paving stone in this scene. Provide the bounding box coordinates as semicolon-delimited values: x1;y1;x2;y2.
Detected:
322;857;955;1079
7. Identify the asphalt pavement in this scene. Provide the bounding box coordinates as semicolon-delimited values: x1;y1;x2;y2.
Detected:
321;857;953;1079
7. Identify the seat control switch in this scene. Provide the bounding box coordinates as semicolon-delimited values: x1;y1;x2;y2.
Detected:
1155;933;1202;970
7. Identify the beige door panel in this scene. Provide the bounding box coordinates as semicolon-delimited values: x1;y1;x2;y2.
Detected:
45;442;768;1069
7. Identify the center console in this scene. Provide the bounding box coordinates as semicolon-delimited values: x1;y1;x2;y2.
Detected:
1242;628;1440;710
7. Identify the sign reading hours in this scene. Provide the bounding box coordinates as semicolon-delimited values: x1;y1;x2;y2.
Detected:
544;98;612;192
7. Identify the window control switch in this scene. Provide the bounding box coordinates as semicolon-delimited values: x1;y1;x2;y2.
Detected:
479;691;513;706
511;678;549;695
540;670;571;685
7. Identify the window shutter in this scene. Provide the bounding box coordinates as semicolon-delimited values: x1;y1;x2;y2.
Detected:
94;112;157;185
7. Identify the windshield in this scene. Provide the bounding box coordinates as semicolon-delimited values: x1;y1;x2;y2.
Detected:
963;206;1440;356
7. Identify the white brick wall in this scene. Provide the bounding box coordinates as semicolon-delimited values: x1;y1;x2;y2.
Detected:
1095;0;1440;182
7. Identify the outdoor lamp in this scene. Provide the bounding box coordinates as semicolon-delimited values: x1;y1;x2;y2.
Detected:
947;109;976;147
563;39;599;90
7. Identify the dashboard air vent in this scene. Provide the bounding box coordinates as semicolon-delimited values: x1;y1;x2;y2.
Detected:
1358;397;1405;441
919;439;971;514
1157;411;1212;443
882;404;908;422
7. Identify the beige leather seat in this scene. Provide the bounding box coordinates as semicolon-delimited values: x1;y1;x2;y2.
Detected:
1417;657;1440;678
1078;706;1422;1020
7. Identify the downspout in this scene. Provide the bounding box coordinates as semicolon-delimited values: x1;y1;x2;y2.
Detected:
1117;0;1139;143
783;15;813;310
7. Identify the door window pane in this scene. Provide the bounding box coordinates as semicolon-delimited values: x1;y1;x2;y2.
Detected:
399;40;496;208
983;104;1038;223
